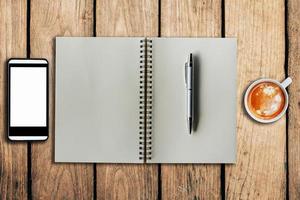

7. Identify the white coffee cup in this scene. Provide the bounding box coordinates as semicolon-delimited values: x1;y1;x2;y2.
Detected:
244;77;292;123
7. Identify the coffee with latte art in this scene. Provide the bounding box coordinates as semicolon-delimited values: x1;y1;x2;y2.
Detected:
247;82;285;120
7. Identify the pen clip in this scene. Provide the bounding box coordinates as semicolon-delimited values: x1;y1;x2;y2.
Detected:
184;62;188;86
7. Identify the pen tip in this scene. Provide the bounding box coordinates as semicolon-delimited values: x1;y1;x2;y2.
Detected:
188;119;192;134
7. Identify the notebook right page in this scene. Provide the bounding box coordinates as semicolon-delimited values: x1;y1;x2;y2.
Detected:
149;38;236;163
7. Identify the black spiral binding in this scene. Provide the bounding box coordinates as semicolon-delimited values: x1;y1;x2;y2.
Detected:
145;38;153;161
139;38;153;162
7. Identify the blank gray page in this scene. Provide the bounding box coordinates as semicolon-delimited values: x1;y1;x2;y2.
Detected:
55;37;143;163
149;38;237;163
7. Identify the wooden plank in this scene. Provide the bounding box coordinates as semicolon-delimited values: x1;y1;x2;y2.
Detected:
30;0;94;199
160;0;221;199
287;0;300;199
225;0;286;199
97;165;158;200
96;0;158;199
0;0;28;199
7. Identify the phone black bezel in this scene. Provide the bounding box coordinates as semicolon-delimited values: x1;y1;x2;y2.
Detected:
7;58;49;141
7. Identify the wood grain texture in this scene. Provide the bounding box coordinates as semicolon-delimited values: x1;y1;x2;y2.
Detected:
96;0;158;37
96;0;158;199
0;0;28;199
30;0;94;199
225;0;286;199
97;164;158;200
160;0;221;199
288;0;300;199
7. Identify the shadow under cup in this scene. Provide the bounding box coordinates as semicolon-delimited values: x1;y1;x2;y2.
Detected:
244;79;290;123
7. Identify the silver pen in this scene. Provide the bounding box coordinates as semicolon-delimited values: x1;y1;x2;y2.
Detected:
185;53;194;134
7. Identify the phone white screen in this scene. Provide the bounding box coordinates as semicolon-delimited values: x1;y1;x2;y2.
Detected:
10;67;47;127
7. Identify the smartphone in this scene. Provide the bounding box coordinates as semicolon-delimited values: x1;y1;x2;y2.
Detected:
7;59;48;141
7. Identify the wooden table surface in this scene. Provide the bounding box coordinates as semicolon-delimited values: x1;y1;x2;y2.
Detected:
1;0;299;199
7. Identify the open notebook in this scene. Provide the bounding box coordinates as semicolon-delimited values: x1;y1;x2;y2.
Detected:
55;37;236;163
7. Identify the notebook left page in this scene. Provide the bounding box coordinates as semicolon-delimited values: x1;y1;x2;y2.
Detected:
55;37;144;163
